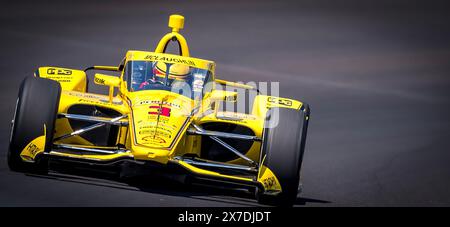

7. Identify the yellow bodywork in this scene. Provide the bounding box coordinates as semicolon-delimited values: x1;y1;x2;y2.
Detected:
257;156;282;193
25;14;305;194
36;67;87;92
20;125;46;162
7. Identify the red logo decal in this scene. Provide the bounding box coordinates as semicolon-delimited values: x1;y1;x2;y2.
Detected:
148;106;171;117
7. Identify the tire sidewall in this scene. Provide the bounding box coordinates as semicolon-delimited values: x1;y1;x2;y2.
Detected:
257;107;308;205
8;77;61;171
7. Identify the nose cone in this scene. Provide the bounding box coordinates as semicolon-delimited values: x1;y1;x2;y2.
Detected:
129;90;193;149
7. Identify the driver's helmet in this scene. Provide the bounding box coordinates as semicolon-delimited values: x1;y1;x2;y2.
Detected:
153;62;190;80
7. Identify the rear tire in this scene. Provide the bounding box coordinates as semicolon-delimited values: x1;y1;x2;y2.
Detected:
8;77;61;172
256;106;310;206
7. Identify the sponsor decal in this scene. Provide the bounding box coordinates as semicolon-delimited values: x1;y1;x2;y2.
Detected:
68;92;122;104
47;68;72;75
138;122;175;131
135;100;181;109
224;94;236;102
148;105;171;117
142;135;166;144
262;176;277;189
138;129;171;137
94;77;105;85
77;98;122;106
26;143;40;156
144;55;196;66
267;97;292;107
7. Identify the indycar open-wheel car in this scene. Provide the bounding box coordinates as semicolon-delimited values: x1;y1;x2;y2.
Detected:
7;15;310;206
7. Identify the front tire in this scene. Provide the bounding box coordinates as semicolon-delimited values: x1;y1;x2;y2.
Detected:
256;106;310;206
8;77;61;172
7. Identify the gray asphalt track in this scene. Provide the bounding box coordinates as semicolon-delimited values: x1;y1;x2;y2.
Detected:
1;0;450;206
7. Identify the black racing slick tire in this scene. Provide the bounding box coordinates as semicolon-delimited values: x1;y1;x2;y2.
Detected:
8;77;61;172
256;106;310;206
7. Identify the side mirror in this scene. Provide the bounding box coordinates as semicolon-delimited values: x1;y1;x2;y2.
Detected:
210;90;238;102
94;73;120;103
94;73;120;87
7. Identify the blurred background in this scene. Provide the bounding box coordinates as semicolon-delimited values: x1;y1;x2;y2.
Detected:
0;0;450;206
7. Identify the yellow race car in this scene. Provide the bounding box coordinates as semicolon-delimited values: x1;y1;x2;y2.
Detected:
7;15;310;206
